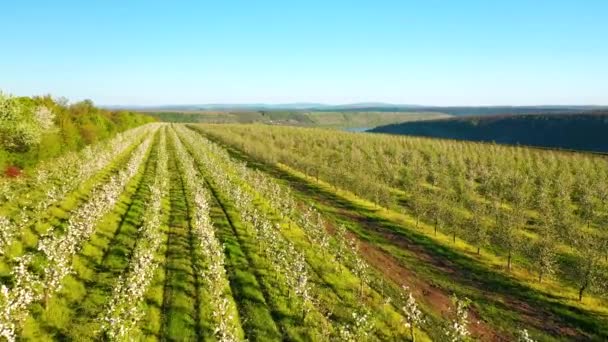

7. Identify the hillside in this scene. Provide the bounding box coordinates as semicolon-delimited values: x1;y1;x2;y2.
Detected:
369;112;608;153
115;103;606;115
146;110;449;128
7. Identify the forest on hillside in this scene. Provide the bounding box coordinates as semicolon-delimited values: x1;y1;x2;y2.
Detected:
370;112;608;153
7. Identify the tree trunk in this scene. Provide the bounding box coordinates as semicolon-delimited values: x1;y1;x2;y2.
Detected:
579;285;586;302
434;218;438;236
359;280;364;299
453;232;456;243
410;325;416;342
507;250;512;272
477;246;480;255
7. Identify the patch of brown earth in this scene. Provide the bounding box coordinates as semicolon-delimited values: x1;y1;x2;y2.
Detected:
354;226;503;341
336;207;586;340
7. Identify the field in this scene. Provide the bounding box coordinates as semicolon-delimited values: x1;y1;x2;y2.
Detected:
1;123;607;341
144;110;449;128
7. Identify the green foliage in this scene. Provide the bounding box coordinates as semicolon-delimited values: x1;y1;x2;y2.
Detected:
0;92;155;172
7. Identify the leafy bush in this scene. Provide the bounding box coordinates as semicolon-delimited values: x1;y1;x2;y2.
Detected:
0;92;155;173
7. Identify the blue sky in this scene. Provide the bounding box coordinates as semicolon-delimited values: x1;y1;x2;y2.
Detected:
1;0;607;106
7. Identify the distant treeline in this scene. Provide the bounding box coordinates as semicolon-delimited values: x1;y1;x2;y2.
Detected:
0;93;156;173
370;112;608;153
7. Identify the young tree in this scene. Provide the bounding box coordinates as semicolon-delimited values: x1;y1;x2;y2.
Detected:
348;238;369;299
442;206;459;244
518;329;536;342
571;234;603;301
401;152;428;228
338;310;374;341
577;184;596;229
465;196;489;255
400;285;424;342
528;225;558;283
493;210;521;272
444;295;471;342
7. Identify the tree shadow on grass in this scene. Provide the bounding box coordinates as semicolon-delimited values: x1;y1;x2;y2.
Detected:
194;127;608;340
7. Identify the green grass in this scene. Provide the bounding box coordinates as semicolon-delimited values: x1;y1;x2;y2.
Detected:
202;176;282;341
192;125;608;341
198;171;309;340
278;167;608;341
159;147;205;341
139;184;171;341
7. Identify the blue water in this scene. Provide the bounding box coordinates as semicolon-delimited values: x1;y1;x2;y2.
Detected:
343;127;371;132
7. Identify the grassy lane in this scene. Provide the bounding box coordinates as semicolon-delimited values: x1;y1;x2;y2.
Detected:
137;127;171;341
198;169;295;340
20;135;157;340
202;175;282;341
160;146;202;341
192;126;608;341
139;196;170;341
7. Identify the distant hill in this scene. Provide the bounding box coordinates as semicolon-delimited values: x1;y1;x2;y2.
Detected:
147;110;449;128
369;112;608;153
108;103;606;115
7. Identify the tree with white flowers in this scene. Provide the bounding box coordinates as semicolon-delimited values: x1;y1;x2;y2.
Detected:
518;328;536;342
338;310;374;341
400;285;424;342
444;295;471;342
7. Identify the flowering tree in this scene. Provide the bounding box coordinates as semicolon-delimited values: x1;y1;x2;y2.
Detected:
0;93;41;152
170;128;242;341
400;285;424;342
518;328;536;342
0;256;43;342
0;124;154;256
338;310;374;341
444;295;471;342
100;129;167;340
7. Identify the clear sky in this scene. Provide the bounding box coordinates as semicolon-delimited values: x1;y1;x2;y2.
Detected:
1;0;607;106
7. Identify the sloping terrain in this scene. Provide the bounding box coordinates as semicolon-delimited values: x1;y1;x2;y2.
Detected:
370;112;608;153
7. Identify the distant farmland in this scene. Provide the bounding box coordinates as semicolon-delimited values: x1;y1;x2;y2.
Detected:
144;110;450;128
